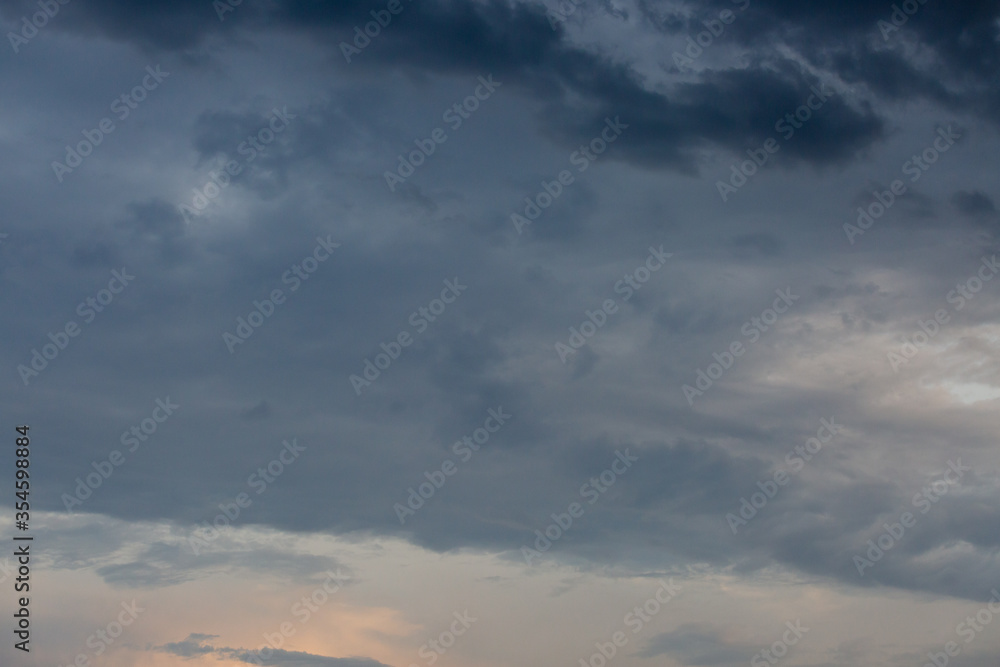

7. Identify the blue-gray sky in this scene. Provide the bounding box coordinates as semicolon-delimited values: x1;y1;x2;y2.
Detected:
2;0;1000;665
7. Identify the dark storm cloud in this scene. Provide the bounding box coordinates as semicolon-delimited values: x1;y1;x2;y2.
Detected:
720;0;1000;124
2;0;892;173
535;63;884;170
634;0;1000;133
719;459;1000;602
21;191;996;605
0;0;251;50
4;0;1000;629
828;48;955;106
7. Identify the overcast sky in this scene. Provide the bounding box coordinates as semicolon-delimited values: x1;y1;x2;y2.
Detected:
2;0;1000;666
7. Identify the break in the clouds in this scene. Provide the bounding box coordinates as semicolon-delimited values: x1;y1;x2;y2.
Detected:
1;0;1000;666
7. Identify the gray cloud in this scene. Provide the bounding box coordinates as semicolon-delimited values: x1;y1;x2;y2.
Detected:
2;5;1000;660
158;635;393;667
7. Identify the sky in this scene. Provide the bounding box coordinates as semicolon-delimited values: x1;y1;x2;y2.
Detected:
1;0;1000;665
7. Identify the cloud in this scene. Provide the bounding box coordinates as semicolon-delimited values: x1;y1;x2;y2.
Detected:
157;634;394;667
638;623;753;665
952;190;997;217
5;7;1000;665
2;0;898;174
159;633;219;658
